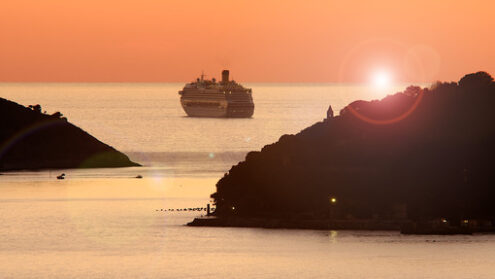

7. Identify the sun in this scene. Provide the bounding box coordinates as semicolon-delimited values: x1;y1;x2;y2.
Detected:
370;70;392;89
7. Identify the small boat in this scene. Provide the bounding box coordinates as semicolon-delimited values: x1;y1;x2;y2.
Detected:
56;173;65;180
135;175;143;179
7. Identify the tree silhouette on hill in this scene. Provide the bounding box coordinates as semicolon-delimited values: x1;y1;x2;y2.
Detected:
211;72;495;224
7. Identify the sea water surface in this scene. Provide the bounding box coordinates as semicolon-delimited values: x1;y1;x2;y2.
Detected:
1;83;495;278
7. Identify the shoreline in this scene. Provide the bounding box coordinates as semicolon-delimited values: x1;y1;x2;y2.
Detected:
188;216;404;231
0;164;140;173
187;217;495;235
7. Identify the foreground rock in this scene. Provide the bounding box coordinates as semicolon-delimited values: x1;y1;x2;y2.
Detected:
0;98;139;171
199;72;495;232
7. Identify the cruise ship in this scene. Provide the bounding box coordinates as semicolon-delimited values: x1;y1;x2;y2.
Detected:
178;70;254;118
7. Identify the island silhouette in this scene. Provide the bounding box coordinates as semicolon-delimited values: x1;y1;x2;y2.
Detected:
190;71;495;233
0;98;139;171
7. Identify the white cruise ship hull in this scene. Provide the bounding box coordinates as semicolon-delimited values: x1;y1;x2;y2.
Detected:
180;100;254;118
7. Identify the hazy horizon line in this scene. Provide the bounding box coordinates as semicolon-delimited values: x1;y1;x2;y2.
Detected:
0;81;434;86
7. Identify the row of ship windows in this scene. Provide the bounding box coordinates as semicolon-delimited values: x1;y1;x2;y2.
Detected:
184;102;223;107
185;90;251;94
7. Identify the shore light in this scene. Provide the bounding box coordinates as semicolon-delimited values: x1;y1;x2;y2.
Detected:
330;197;337;204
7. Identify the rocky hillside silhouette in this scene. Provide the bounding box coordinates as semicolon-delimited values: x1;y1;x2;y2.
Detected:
0;98;139;171
211;72;495;223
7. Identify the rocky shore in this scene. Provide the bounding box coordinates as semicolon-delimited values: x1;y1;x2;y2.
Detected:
188;216;404;230
188;217;495;235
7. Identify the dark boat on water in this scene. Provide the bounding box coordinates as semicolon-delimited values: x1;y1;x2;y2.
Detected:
178;70;254;118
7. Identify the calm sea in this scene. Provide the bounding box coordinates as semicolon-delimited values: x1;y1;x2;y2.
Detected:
1;83;495;278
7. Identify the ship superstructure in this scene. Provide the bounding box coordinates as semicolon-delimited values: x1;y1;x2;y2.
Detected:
178;70;254;118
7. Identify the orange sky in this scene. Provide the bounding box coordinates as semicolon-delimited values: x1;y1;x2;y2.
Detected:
1;0;494;82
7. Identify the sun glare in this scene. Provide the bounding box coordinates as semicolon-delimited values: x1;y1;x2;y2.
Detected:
371;70;392;89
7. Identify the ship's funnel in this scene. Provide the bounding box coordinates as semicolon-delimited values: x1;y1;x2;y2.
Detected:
222;70;229;84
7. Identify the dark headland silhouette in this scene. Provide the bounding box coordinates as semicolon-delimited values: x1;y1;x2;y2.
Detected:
189;72;495;234
0;98;139;171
